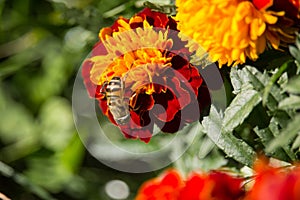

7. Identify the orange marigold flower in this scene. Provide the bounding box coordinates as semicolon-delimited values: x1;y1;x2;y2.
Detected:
135;169;184;200
82;8;209;143
176;0;299;67
245;158;300;200
178;172;245;200
135;169;245;200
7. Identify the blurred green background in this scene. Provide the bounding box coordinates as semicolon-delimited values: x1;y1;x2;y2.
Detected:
0;0;162;199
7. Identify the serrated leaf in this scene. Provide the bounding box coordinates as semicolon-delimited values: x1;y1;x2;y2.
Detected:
285;76;300;94
222;89;261;132
254;124;294;162
266;114;300;153
244;66;293;127
277;72;288;87
202;106;256;166
278;95;300;110
265;118;296;161
230;67;251;94
245;66;284;105
244;66;280;111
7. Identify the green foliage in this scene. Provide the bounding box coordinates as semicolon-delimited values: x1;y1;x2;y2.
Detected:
1;0;300;198
203;106;256;167
222;89;261;133
187;44;300;169
143;1;176;15
0;0;152;199
173;122;227;175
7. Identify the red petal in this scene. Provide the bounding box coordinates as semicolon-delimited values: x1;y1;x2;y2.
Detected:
167;76;191;109
189;65;203;96
152;89;180;122
137;8;169;27
130;92;155;111
154;110;182;133
178;174;205;200
252;0;273;10
208;172;244;200
160;170;183;188
91;41;107;56
82;60;103;98
119;111;154;143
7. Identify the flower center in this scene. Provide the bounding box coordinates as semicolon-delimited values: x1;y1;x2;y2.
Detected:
100;48;172;95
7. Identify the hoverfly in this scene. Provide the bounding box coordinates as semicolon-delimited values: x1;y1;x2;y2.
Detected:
101;76;130;125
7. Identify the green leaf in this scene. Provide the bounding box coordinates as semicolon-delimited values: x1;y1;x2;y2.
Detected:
230;67;251;95
198;136;215;159
262;60;291;105
244;66;293;127
278;95;300;110
222;89;261;132
292;134;300;150
202;106;256;166
289;46;300;63
266;114;300;153
174;123;227;173
60;133;85;171
103;4;127;18
245;66;284;108
143;1;176;15
254;119;296;162
254;126;285;158
285;76;300;94
289;32;300;63
25;133;85;194
296;32;300;50
268;118;296;161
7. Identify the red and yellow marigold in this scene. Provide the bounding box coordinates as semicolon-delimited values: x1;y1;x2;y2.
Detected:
135;169;245;200
82;8;210;143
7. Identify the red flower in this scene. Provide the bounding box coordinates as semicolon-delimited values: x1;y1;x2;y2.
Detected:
82;8;208;142
245;158;300;200
178;172;245;200
135;169;245;200
135;169;184;200
252;0;300;26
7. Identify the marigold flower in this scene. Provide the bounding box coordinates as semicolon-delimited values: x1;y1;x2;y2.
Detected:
245;158;300;200
135;169;245;200
176;0;300;67
135;169;184;200
82;8;209;142
178;172;245;200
